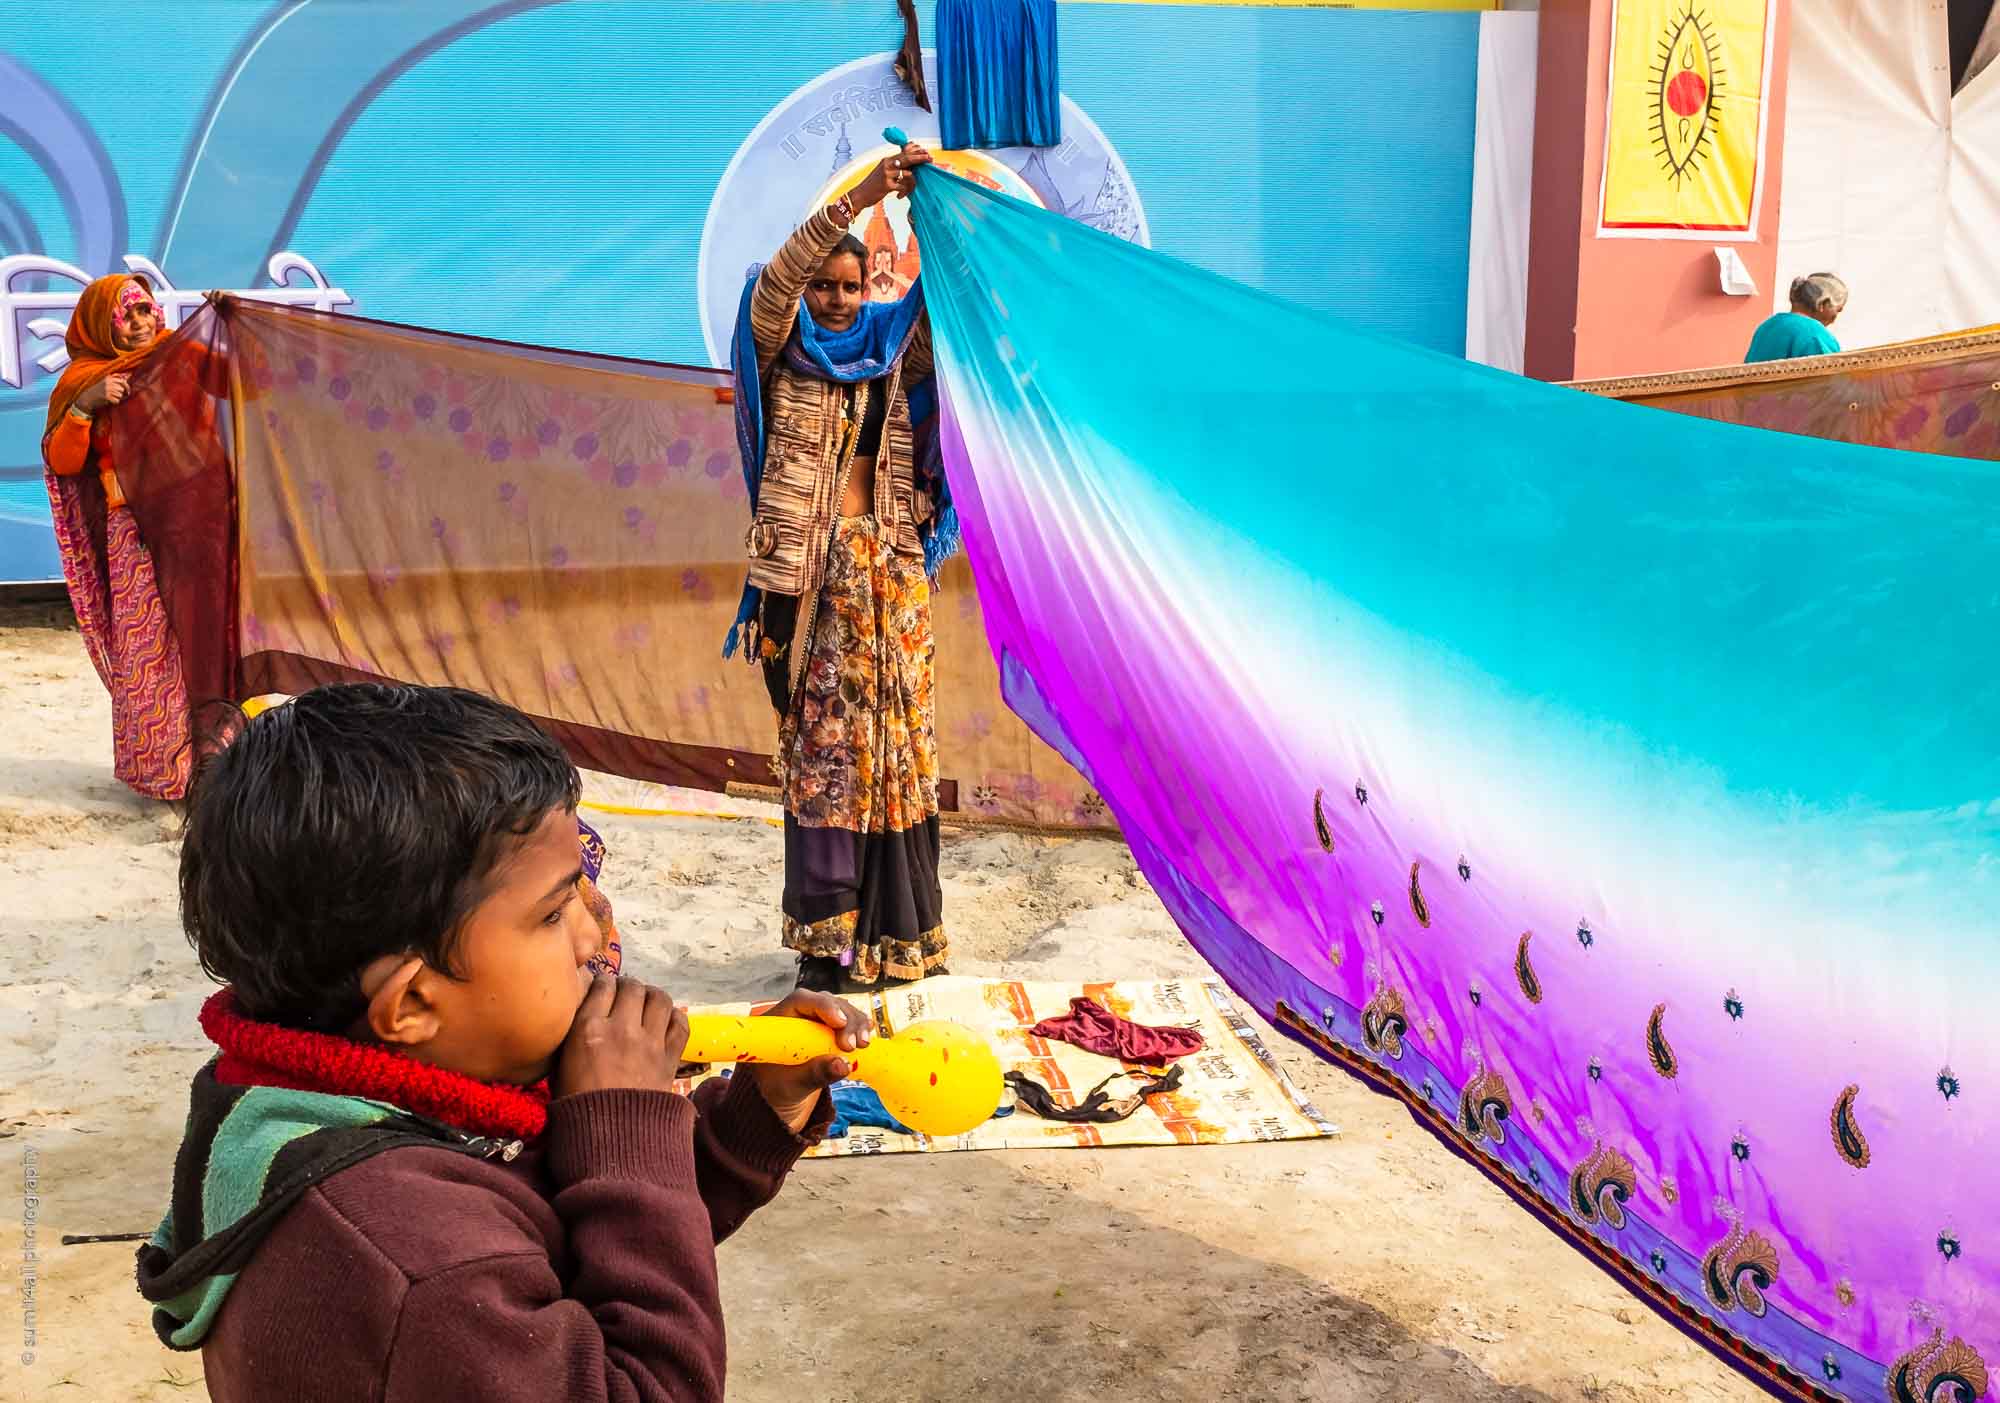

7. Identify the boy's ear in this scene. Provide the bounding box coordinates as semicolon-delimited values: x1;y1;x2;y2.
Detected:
358;955;443;1048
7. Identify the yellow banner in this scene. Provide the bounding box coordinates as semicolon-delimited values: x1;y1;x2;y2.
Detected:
1600;0;1772;236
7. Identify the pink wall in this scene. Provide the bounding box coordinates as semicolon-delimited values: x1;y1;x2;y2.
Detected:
1525;0;1794;381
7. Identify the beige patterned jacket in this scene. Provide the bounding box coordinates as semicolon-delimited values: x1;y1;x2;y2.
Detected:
745;205;936;601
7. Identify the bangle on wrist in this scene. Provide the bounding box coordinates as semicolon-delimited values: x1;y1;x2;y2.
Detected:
830;193;857;226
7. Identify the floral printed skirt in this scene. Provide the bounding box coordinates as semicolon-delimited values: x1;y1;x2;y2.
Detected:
778;516;947;985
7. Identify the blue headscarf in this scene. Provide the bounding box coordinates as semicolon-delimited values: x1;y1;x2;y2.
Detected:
724;271;961;658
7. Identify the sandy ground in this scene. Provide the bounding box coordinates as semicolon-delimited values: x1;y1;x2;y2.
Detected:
0;601;1761;1402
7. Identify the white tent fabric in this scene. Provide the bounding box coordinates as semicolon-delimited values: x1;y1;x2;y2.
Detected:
1778;0;2000;348
1465;10;1539;372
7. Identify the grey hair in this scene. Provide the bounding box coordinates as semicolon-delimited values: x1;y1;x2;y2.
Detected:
1790;272;1848;316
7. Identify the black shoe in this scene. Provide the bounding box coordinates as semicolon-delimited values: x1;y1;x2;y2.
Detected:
796;955;844;993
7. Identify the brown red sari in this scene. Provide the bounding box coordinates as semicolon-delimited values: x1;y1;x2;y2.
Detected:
41;276;233;800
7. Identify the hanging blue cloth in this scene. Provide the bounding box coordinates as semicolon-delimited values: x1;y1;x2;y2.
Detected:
722;270;958;659
936;0;1060;151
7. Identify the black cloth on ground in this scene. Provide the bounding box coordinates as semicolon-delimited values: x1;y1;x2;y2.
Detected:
1003;1064;1185;1124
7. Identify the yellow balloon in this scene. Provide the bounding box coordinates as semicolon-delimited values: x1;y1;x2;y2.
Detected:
682;1015;1003;1138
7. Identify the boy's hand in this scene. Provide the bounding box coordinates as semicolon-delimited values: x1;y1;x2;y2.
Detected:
747;990;872;1134
553;974;690;1098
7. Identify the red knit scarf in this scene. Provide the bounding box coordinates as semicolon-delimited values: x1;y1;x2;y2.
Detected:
200;988;550;1141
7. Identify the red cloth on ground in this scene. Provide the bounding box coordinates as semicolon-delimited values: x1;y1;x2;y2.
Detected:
1028;996;1206;1063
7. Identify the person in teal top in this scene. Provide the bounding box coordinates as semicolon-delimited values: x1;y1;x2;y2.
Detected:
1745;273;1848;363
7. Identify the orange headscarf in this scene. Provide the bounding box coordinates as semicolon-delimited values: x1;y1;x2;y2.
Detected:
42;273;164;444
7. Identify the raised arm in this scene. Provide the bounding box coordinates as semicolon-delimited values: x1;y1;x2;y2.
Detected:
748;206;852;373
747;141;933;374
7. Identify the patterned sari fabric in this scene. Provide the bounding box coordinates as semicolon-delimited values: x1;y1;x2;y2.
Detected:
1572;324;2000;460
101;507;194;798
113;297;1104;831
778;515;946;985
908;168;1995;1400
40;274;223;801
42;475;193;799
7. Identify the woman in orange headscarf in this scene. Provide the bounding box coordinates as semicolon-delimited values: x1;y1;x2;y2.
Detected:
41;273;194;799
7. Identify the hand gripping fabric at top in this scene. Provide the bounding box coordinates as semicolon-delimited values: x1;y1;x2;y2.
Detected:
898;148;1998;1400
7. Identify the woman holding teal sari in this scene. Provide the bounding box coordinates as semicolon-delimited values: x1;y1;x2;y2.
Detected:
727;141;958;994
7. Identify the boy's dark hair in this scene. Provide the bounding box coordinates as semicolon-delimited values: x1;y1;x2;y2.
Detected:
181;683;580;1031
830;233;869;267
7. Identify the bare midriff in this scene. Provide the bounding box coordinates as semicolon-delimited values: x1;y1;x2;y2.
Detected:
842;455;878;518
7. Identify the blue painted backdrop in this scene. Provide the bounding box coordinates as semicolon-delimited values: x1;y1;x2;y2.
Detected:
0;0;1479;581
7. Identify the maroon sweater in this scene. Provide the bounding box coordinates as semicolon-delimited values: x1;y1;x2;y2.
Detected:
172;995;826;1402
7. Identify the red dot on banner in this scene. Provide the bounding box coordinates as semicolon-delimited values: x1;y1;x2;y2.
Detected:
930;1073;939;1086
1666;70;1707;118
